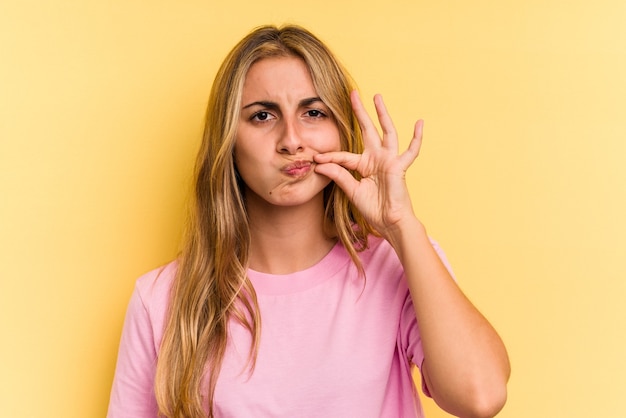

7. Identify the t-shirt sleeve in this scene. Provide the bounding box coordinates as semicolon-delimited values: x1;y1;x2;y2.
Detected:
399;238;455;398
399;290;431;397
107;282;159;418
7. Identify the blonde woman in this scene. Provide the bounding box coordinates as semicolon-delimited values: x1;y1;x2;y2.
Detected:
108;25;510;418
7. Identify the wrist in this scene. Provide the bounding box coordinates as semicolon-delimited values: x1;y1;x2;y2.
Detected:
384;216;427;250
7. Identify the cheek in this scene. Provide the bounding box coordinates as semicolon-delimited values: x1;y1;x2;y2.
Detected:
233;133;253;165
232;144;249;181
329;128;342;152
233;139;265;186
315;124;342;152
233;148;250;177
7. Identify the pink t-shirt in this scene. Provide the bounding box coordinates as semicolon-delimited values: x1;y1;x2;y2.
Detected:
108;236;452;417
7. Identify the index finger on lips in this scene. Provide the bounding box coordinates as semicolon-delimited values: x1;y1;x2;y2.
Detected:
314;151;360;171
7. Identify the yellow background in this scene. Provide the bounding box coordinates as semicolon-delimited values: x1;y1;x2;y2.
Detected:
1;1;625;417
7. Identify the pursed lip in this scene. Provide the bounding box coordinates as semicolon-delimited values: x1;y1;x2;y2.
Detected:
281;160;314;177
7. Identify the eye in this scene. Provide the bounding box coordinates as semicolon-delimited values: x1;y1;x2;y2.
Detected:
250;111;275;122
305;109;326;118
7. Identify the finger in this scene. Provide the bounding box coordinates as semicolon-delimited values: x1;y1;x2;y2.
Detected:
313;162;359;198
398;119;424;169
350;90;382;149
314;151;361;171
373;94;399;153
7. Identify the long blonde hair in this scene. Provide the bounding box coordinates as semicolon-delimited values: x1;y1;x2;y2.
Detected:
155;24;374;417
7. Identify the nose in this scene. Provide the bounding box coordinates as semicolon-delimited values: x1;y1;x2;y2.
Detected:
277;118;304;154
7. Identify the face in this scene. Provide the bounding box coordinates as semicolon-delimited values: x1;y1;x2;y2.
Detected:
234;56;341;208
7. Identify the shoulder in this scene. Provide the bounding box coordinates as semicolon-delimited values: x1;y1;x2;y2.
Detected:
363;233;446;254
133;261;177;318
359;235;400;270
360;234;454;277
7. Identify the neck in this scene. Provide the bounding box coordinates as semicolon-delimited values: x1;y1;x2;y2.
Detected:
245;193;337;274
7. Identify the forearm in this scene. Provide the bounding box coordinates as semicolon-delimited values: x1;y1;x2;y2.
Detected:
385;217;510;418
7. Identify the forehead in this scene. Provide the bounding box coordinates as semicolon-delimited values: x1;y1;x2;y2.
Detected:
241;56;318;102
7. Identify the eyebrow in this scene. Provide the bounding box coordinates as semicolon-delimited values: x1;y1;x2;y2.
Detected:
241;97;324;110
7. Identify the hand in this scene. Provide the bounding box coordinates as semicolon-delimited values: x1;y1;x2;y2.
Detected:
313;90;423;238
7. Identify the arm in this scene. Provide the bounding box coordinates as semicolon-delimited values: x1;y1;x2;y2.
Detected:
314;91;510;418
390;217;509;417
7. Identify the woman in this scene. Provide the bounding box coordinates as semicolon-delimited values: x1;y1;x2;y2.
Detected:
108;25;510;418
